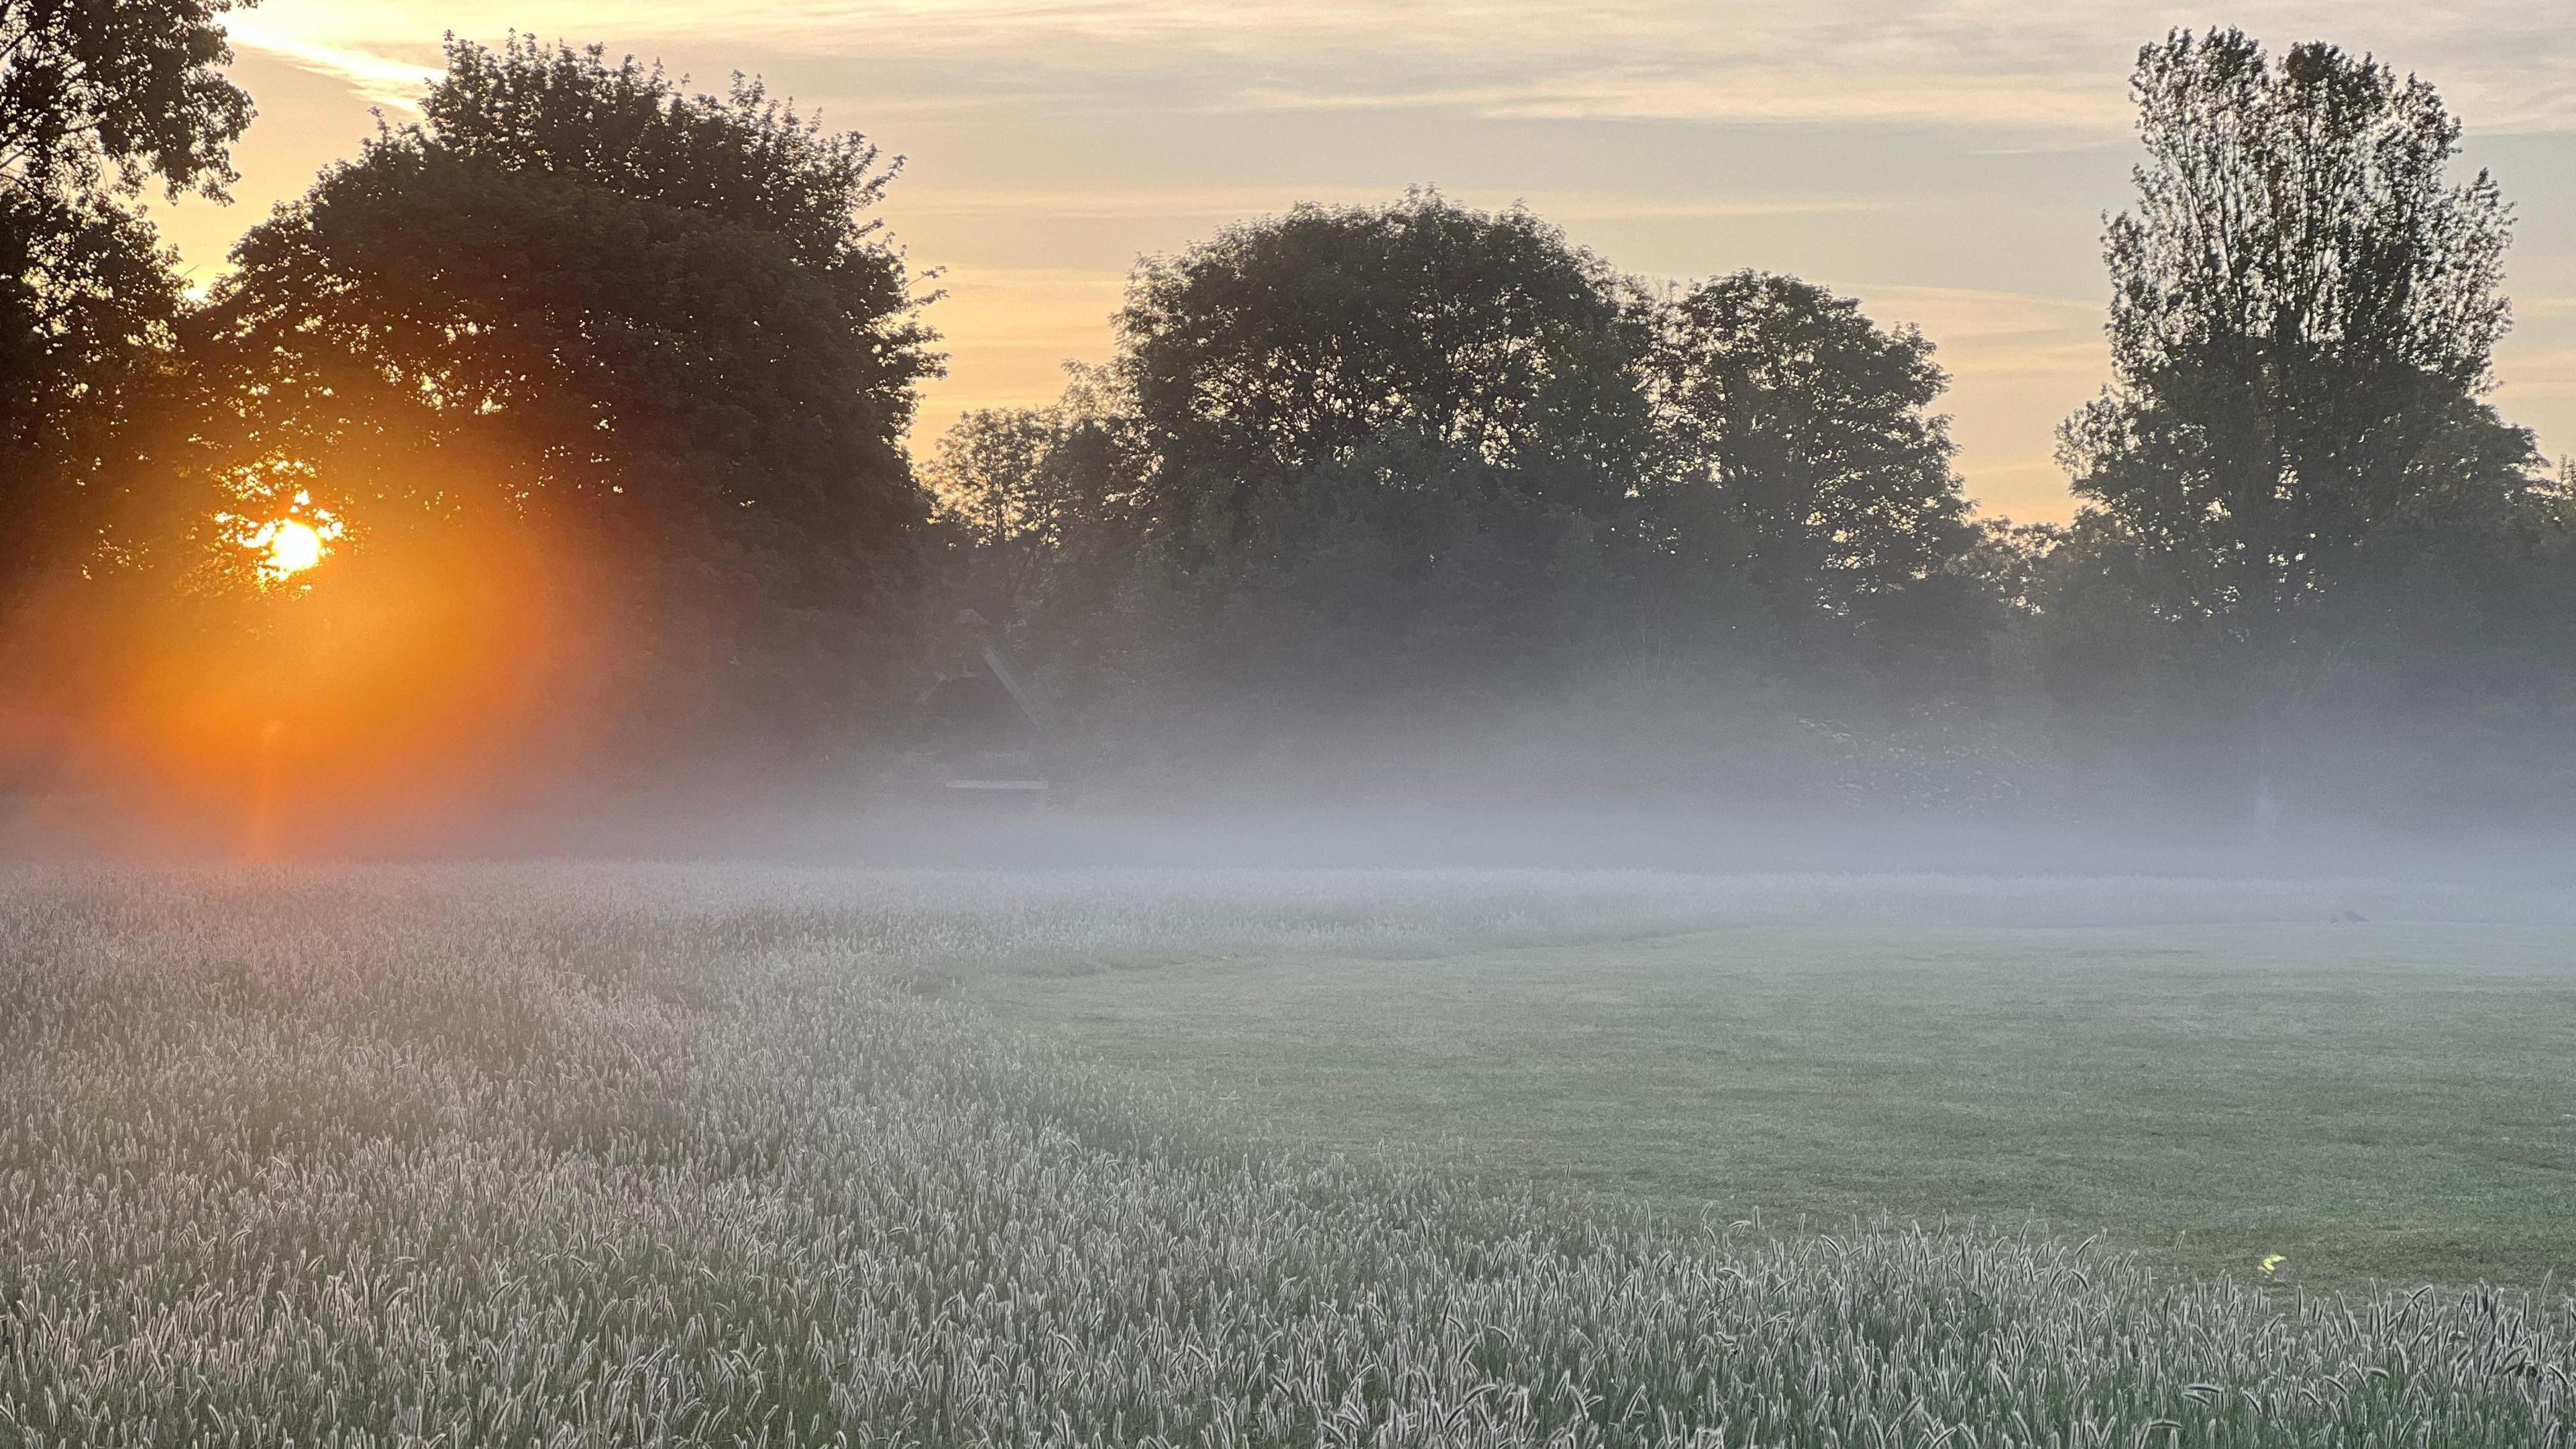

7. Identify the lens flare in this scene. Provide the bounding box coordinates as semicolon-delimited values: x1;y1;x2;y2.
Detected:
248;513;339;580
260;519;327;578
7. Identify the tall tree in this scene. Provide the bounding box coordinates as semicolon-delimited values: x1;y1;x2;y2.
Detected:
1648;271;1978;641
926;405;1079;628
1039;193;1657;710
2059;28;2538;643
199;38;938;753
1;0;254;596
1118;191;1653;557
2041;29;2576;816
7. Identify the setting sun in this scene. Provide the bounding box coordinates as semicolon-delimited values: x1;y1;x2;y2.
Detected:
261;519;325;578
243;500;344;585
255;515;327;577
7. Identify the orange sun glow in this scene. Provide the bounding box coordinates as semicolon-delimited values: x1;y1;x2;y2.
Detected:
250;517;333;583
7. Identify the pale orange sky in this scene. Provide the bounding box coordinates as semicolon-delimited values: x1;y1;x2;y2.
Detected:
158;2;2576;523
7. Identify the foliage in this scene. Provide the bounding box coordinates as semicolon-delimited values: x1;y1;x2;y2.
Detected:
0;190;182;589
2037;29;2575;809
0;0;252;600
1118;192;1650;537
8;16;2573;820
969;195;1988;761
195;37;939;758
0;0;254;197
1644;272;1996;687
2057;28;2539;642
1648;271;1971;621
927;403;1085;626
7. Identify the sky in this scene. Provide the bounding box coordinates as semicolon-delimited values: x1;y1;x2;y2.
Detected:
156;1;2576;524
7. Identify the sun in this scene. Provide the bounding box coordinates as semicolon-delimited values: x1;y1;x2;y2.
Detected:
244;498;344;586
261;519;326;578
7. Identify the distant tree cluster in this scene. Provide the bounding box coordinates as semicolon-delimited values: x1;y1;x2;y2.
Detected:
3;14;2569;824
5;30;938;802
930;196;2003;786
193;37;939;755
928;35;2575;814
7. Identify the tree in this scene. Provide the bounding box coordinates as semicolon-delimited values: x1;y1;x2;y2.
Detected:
1116;191;1653;557
197;38;938;755
1;0;253;197
1028;193;1660;714
1000;195;2013;743
2042;29;2572;813
2;0;254;598
1648;271;1979;641
926;405;1079;627
2059;28;2538;643
0;190;182;582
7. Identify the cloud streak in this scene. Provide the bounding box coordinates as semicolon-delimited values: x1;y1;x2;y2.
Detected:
892;185;1898;222
227;0;2576;135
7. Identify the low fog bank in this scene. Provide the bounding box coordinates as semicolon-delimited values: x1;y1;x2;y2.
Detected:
650;802;2575;900
11;700;2576;900
10;844;2567;938
499;697;2576;895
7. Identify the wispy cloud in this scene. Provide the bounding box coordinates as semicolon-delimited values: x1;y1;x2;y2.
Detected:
223;0;2576;135
1862;290;2104;378
892;185;1896;222
2493;345;2576;402
1235;74;2129;132
225;15;445;109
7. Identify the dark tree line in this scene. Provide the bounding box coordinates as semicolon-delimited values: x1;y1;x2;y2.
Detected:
934;204;1997;739
191;37;938;753
930;32;2573;813
4;15;2569;821
5;30;940;798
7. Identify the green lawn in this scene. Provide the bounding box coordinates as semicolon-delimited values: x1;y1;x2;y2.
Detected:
982;920;2576;1289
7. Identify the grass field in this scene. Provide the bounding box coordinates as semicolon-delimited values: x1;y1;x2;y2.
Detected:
2;865;2571;1446
983;919;2576;1291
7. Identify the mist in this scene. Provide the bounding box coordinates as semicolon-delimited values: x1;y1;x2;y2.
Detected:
7;13;2576;1445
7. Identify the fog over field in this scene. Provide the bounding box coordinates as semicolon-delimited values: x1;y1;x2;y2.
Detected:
5;864;2573;1446
7;5;2576;1446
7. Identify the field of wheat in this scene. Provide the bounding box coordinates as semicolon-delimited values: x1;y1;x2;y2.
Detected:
2;865;2570;1447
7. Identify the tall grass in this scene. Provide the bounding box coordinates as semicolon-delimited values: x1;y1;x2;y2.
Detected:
1;867;2569;1446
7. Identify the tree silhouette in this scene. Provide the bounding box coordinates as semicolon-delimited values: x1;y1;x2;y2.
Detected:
1118;191;1653;561
198;38;938;755
1648;270;1976;638
2060;28;2537;643
975;195;1995;741
2;0;255;599
2043;28;2569;812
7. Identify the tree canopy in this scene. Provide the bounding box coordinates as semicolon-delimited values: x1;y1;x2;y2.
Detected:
1118;193;1653;549
1650;270;1974;627
9;17;2573;830
1;0;254;198
2059;28;2538;637
955;195;1990;739
198;37;938;749
2;0;254;599
2037;28;2573;812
